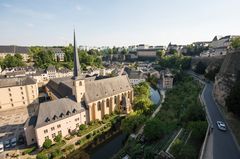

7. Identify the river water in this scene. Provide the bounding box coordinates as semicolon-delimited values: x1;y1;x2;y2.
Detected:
88;87;161;159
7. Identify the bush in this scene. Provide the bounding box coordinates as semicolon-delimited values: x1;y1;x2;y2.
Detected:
51;148;62;158
54;134;62;143
36;153;48;159
75;140;81;145
65;144;75;152
86;133;92;139
43;139;52;149
79;124;87;130
103;114;110;120
22;146;36;155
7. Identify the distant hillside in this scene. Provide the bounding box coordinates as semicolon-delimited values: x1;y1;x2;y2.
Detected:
213;50;240;106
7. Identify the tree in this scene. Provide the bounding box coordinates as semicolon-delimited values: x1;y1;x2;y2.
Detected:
43;138;52;149
157;50;165;59
194;61;206;74
79;124;87;130
33;50;55;69
54;134;62;143
144;147;155;159
2;54;25;69
231;37;240;49
144;118;166;141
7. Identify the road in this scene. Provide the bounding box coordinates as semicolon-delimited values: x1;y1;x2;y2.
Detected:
202;83;240;159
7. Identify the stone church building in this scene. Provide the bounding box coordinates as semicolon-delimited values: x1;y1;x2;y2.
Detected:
24;31;133;147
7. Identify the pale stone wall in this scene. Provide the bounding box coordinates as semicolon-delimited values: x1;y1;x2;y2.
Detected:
88;90;133;121
0;83;38;111
35;111;86;147
24;125;37;146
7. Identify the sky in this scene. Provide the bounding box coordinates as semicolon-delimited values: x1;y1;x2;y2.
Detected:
0;0;240;47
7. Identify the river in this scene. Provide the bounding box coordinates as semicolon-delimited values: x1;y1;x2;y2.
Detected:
88;87;161;159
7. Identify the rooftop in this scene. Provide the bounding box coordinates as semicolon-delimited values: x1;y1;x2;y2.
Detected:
0;77;36;88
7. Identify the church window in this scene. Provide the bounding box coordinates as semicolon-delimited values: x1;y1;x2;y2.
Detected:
97;102;101;111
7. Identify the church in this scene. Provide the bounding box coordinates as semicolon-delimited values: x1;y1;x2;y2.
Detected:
24;31;133;147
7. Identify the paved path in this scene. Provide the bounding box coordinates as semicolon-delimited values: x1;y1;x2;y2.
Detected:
189;71;240;159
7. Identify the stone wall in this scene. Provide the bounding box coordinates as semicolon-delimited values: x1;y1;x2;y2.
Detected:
213;50;240;106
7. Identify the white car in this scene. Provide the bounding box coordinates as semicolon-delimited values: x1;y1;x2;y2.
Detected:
217;121;227;131
0;142;4;153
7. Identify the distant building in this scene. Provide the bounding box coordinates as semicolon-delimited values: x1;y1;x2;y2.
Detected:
161;69;174;89
124;67;146;85
47;48;65;62
0;45;30;61
0;77;38;111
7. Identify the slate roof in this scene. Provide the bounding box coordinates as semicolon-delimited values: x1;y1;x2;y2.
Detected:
0;77;36;88
35;98;85;128
47;75;133;104
0;45;30;54
84;75;132;103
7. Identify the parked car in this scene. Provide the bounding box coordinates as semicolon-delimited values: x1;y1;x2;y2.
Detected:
11;138;17;147
0;142;4;153
4;140;10;148
217;121;227;131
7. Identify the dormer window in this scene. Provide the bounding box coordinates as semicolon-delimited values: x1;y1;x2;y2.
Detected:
53;115;58;120
45;117;50;123
59;113;64;118
72;108;77;113
66;111;71;115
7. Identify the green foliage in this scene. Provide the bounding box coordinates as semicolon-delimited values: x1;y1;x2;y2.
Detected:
144;119;164;141
51;148;62;158
157;50;165;59
226;73;240;116
184;44;209;56
204;66;220;81
144;147;155;159
121;112;147;134
22;146;36;155
65;144;75;152
32;48;55;69
124;140;142;159
79;124;87;130
187;121;208;142
159;55;191;70
1;54;26;69
36;153;48;159
43;139;52;149
171;139;197;159
54;134;62;143
231;37;240;49
86;133;92;139
194;61;206;74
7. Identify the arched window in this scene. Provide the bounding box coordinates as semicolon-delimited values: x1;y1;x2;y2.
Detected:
79;81;82;86
106;99;110;107
97;101;101;111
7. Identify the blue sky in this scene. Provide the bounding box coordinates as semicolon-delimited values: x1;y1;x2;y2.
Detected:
0;0;240;46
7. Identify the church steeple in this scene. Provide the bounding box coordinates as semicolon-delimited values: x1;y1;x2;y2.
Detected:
73;30;81;79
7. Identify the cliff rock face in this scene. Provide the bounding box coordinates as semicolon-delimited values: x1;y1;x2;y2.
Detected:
213;51;240;106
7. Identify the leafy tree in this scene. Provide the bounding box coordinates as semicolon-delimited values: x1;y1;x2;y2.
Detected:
194;61;206;74
144;118;166;141
33;50;55;69
231;37;240;49
187;121;208;142
157;50;165;59
79;124;87;130
54;134;62;143
2;54;25;69
43;138;52;149
144;147;155;159
51;148;62;158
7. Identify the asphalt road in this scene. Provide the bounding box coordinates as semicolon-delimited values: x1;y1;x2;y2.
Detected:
202;83;240;159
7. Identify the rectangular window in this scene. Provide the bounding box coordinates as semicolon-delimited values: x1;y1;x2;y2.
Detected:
20;87;23;90
8;88;11;91
52;133;56;138
9;93;12;96
51;127;55;131
57;124;61;128
45;136;49;140
58;131;62;135
44;129;48;134
75;118;79;122
10;98;13;102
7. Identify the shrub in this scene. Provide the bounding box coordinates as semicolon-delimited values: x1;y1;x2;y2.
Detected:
22;146;36;155
65;144;75;152
75;140;81;145
79;124;87;130
51;148;62;158
54;134;62;143
86;133;92;139
43;139;52;149
36;153;48;159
